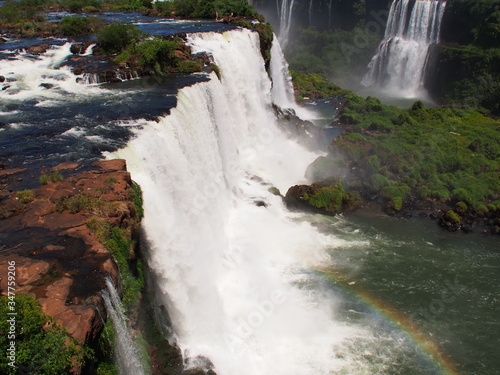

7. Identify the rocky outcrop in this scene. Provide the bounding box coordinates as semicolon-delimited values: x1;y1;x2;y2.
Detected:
0;160;140;369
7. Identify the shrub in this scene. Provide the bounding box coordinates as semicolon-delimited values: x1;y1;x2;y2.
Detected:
16;189;35;203
308;183;345;213
59;0;101;12
136;38;178;75
444;210;462;225
131;181;144;219
0;294;91;374
40;170;63;185
211;63;221;80
455;201;468;214
177;60;202;74
97;23;143;54
59;16;91;36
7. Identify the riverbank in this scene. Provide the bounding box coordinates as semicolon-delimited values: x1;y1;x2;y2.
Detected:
288;72;500;235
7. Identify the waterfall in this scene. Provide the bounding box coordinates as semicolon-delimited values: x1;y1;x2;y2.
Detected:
328;0;333;29
277;0;294;47
269;36;315;120
362;0;447;98
113;28;362;374
269;35;295;110
101;278;146;375
308;0;314;26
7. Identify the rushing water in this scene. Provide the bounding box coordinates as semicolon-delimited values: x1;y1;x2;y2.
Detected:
1;15;499;375
362;0;447;99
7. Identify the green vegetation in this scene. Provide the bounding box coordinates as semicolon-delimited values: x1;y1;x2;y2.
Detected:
87;217;144;312
59;16;103;36
60;0;102;12
290;70;347;101
95;319;118;375
39;170;64;185
173;0;260;19
0;294;91;374
135;38;180;75
131;181;144;219
426;1;500;114
16;189;35;204
297;73;500;215
97;24;203;75
307;183;345;213
97;23;144;54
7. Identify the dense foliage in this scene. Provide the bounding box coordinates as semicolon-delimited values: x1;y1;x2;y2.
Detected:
0;294;90;374
172;0;260;19
295;73;500;216
425;0;500;114
97;23;144;54
59;16;103;36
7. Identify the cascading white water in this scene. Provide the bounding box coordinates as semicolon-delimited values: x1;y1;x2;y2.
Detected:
101;278;146;375
362;0;447;98
269;36;315;120
269;35;296;110
0;43;109;101
113;28;365;374
308;0;314;26
277;0;294;47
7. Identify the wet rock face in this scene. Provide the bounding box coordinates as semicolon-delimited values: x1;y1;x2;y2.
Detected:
0;159;140;347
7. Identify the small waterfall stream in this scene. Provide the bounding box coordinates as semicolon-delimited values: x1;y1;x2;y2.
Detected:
102;278;146;375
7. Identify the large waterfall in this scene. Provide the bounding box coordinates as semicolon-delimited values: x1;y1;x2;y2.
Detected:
362;0;447;98
113;28;362;374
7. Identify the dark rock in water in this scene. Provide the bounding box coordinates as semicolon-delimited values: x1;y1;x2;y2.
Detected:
285;184;319;213
0;37;6;44
182;355;215;375
0;122;7;129
2;85;10;91
39;83;54;90
24;43;50;54
255;200;267;207
70;41;94;55
0;76;5;82
207;370;217;375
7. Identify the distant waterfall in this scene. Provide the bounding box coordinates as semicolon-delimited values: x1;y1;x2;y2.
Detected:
362;0;447;98
102;279;146;375
277;0;294;47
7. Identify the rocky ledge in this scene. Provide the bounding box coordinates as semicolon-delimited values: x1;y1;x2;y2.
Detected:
0;160;140;359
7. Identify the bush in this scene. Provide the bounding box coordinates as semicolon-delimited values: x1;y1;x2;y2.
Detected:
97;23;143;54
39;170;63;185
308;183;345;213
59;0;101;12
177;60;202;74
59;16;91;36
135;38;178;75
16;189;35;203
0;294;91;374
173;0;259;19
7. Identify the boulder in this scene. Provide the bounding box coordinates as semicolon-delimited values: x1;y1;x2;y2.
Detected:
24;43;50;54
39;83;55;89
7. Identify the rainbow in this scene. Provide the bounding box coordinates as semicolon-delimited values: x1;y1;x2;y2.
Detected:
315;266;461;375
